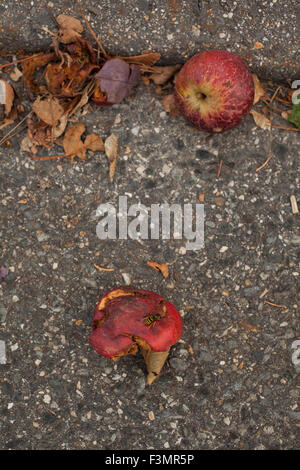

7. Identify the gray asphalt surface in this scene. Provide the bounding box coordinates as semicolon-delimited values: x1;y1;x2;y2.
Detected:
0;0;299;450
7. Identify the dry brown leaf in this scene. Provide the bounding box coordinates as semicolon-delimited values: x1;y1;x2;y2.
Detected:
104;133;118;182
0;79;14;116
52;114;69;139
162;93;180;117
84;134;105;152
9;66;23;82
250;110;271;130
56;14;84;44
148;64;181;85
121;52;161;67
63;123;86;161
252;74;266;104
146;261;169;279
22;52;56;95
32;97;65;127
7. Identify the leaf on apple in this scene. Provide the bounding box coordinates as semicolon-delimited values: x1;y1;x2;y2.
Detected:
0;79;15;116
288;103;300;129
252;74;266;104
250;110;271;130
104;133;118;182
95;58;140;104
32;96;65;127
148;64;181;86
56;14;84;44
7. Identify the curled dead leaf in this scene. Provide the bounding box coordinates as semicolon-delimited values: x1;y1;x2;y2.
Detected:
56;14;84;44
250;110;271;130
104;133;118;182
62;123;104;162
252;74;266;104
147;261;169;279
63;123;86;161
32;97;65;127
22;52;57;95
0;79;14;116
52;114;69;139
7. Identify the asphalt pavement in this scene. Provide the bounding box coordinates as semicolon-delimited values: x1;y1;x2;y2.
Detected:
0;0;299;450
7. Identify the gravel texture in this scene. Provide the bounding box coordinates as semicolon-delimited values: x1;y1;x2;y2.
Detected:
0;0;299;451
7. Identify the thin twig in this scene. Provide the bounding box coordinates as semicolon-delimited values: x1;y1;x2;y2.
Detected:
275;96;292;105
94;264;114;272
75;0;109;58
256;155;271;172
270;85;281;104
26;151;74;160
271;124;300;132
217;159;223;178
264;300;287;309
0;111;33;146
0;53;44;69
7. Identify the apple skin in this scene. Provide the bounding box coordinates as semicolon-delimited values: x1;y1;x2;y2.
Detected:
174;50;254;133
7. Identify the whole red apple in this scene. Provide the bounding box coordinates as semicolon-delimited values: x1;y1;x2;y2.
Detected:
174;50;254;133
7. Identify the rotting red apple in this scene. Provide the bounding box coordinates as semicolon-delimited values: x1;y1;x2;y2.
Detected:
89;287;183;385
174;50;254;133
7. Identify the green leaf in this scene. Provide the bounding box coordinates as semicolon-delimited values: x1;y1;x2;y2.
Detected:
288;102;300;129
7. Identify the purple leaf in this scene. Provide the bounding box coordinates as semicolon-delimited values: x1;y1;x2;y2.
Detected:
95;58;140;104
0;266;9;279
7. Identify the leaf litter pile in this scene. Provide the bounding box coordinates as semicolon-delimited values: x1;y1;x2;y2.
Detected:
0;8;179;181
0;4;299;183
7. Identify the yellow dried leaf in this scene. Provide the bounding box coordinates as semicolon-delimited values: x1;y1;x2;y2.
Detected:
250;110;271;130
252;74;266;104
104;133;118;182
